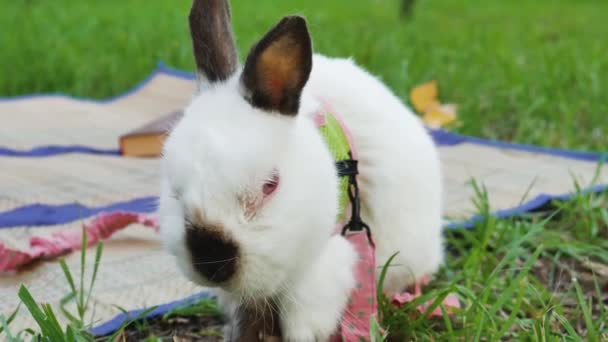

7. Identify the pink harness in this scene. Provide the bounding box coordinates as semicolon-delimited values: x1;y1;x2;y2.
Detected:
313;101;379;341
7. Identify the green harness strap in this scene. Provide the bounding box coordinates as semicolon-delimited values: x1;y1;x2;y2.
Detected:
317;111;353;223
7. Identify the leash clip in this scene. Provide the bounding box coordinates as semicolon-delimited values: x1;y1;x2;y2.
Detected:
337;153;373;244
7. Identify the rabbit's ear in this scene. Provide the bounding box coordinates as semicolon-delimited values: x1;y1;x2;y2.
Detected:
189;0;239;88
240;16;313;116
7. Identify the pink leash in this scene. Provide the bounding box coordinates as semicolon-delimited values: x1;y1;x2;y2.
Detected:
331;231;378;341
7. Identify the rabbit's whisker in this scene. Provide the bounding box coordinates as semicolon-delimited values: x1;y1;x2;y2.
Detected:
190;256;238;266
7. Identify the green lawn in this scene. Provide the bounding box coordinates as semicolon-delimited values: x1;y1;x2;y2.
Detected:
1;0;606;150
1;0;607;340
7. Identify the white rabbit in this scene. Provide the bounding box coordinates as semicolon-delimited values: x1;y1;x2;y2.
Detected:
159;1;443;341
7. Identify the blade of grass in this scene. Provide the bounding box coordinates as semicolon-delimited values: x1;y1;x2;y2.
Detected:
542;309;552;340
18;285;64;341
162;299;220;320
370;314;387;342
533;318;544;342
376;252;399;317
439;303;454;335
42;303;64;338
454;283;494;338
22;328;37;336
59;258;77;295
59;292;80;326
59;256;84;327
76;333;91;342
592;273;607;328
494;279;526;338
78;225;88;321
573;278;597;340
489;245;544;317
553;312;580;338
0;303;21;336
0;315;15;340
65;325;76;341
17;286;46;327
84;242;103;312
477;223;543;316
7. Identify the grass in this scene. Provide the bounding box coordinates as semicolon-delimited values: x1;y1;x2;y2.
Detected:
378;181;608;340
1;0;607;150
0;0;607;340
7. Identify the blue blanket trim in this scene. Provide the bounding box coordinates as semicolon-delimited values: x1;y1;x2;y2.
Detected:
3;129;605;159
2;180;607;231
429;129;608;163
88;291;215;337
0;145;120;158
0;197;157;229
445;183;608;229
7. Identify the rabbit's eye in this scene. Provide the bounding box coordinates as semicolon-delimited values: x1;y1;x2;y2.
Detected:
262;173;279;196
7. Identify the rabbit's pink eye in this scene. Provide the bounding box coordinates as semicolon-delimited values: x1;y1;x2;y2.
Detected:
262;174;279;196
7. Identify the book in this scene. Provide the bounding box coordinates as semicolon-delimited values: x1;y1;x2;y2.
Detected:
119;110;183;157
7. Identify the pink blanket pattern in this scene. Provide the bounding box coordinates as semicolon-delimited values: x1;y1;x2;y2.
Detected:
0;212;158;273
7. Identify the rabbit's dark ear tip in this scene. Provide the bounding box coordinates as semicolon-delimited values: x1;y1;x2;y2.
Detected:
283;15;306;22
274;15;311;48
278;15;308;30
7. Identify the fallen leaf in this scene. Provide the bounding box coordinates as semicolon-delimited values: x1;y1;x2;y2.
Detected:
410;80;458;128
582;259;608;279
422;103;458;129
410;80;439;113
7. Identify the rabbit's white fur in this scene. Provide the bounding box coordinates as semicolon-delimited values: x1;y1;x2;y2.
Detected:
159;54;443;341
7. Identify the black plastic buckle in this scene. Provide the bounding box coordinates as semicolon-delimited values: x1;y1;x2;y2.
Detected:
335;159;359;177
336;153;373;244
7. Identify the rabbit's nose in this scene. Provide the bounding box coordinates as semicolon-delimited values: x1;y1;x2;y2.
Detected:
185;228;239;283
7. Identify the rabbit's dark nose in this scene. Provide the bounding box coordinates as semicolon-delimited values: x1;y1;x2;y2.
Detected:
185;227;239;283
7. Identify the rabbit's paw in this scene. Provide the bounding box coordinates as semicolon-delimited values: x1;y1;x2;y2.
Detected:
281;235;358;341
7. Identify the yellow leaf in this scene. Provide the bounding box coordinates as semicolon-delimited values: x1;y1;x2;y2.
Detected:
410;80;459;128
410;80;439;113
422;103;458;129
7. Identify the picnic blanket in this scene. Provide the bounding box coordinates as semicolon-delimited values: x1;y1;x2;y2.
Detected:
1;63;606;335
